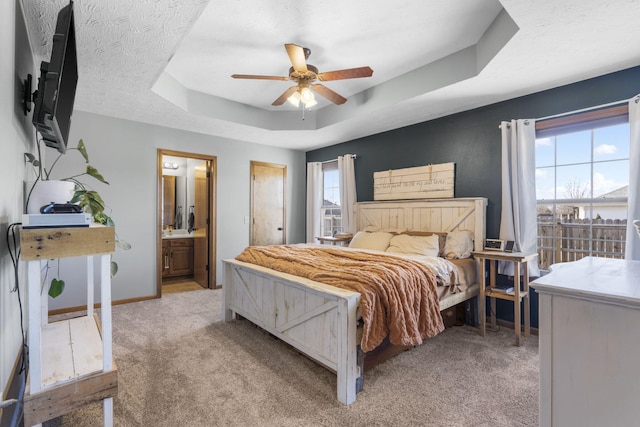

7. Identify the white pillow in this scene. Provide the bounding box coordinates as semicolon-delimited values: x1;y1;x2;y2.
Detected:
386;234;439;257
348;231;393;251
444;230;474;259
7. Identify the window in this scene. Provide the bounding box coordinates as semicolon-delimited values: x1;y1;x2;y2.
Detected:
535;106;630;270
321;161;342;237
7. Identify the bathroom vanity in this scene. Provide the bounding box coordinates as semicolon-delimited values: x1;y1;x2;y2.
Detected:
161;233;194;278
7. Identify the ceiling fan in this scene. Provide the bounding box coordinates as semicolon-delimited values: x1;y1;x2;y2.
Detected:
231;44;373;108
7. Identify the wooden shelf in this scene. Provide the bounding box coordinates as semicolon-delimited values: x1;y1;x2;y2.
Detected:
485;288;529;301
41;316;104;388
21;224;115;260
21;225;117;426
24;365;117;426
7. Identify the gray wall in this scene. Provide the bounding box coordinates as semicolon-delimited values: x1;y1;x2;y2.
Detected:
46;111;306;309
1;0;38;421
307;65;640;327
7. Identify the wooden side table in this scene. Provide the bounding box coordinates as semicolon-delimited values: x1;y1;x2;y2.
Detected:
316;235;352;246
21;225;117;426
472;250;538;346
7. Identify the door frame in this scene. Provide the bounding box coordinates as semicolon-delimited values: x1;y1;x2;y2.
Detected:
250;161;287;246
157;149;217;297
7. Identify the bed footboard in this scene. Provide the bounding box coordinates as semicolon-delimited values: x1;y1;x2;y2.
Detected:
223;259;361;405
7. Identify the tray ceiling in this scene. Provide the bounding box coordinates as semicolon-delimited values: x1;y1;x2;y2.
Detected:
22;0;640;151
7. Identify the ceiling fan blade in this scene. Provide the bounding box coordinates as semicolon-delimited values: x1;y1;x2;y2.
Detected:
285;44;308;73
272;86;299;106
231;74;289;81
317;66;374;81
311;84;347;105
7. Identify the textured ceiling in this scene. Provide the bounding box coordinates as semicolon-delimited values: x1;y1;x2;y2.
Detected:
22;0;640;151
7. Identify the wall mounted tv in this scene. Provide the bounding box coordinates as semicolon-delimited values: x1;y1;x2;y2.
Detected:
32;0;77;154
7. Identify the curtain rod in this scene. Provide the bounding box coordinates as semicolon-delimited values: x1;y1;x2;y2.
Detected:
320;154;357;164
536;98;629;122
498;97;631;129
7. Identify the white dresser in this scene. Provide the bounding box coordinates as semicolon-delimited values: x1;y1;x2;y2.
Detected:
531;256;640;427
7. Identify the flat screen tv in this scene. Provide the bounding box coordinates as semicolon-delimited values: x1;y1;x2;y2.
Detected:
32;0;77;154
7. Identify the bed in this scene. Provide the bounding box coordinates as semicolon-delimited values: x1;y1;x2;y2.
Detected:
223;197;487;404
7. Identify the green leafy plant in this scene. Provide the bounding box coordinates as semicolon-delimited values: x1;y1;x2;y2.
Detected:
25;139;130;298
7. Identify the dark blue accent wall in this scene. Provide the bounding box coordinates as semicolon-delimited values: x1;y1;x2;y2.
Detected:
306;65;640;328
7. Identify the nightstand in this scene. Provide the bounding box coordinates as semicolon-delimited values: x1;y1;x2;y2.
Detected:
316;235;352;246
472;250;538;346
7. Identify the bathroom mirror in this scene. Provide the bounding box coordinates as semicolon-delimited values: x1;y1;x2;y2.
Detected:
162;156;190;231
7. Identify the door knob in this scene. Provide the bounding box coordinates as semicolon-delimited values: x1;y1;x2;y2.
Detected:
277;227;283;231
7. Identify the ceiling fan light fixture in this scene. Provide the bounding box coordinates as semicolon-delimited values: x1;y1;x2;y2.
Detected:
287;90;301;107
303;96;317;108
300;86;315;104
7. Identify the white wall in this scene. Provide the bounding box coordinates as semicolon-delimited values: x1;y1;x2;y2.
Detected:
45;111;307;309
582;205;627;220
1;0;37;419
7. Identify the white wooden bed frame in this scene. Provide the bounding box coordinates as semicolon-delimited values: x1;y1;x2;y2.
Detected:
223;197;487;405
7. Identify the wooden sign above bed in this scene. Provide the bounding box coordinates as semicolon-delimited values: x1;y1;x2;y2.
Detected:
373;162;455;200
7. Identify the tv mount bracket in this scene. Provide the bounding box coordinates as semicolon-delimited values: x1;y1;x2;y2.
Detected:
23;73;35;116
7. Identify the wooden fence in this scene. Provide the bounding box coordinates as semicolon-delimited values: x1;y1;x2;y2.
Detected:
537;218;627;270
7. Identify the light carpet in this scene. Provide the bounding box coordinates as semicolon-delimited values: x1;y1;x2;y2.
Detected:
44;289;539;426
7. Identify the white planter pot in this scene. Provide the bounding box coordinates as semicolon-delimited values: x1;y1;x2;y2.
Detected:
26;180;76;214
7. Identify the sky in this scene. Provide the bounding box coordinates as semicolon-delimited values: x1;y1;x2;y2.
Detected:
323;168;340;204
535;123;629;200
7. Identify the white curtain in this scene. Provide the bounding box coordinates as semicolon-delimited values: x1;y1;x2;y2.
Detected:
306;162;323;243
338;154;357;234
498;119;540;277
626;95;640;260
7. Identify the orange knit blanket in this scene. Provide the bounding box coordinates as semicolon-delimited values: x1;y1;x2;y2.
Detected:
235;245;444;352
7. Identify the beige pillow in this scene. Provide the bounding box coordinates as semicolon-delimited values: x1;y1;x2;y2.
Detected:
386;234;439;257
401;231;448;257
444;230;474;259
348;231;393;252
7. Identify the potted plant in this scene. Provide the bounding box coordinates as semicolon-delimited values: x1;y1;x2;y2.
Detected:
25;139;130;297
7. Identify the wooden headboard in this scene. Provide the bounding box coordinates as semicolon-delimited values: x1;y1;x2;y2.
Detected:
355;198;488;252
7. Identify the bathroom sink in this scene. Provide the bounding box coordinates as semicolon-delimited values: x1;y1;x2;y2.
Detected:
162;229;193;239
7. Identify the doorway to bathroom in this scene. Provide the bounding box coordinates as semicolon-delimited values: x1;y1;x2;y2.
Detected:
156;149;217;296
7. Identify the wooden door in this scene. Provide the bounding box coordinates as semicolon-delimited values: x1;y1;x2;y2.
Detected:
251;162;286;246
193;161;209;287
162;241;170;277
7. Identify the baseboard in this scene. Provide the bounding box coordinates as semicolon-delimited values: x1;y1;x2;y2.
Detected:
48;294;158;317
1;347;25;427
